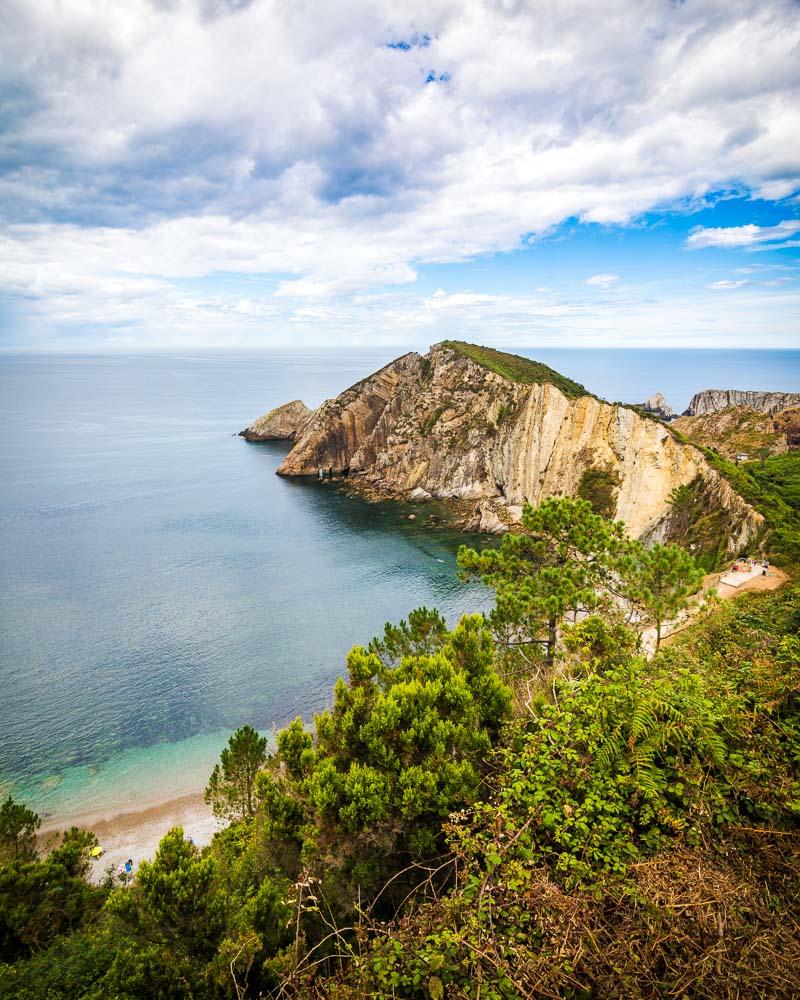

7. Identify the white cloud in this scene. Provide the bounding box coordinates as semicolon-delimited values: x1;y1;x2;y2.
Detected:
687;220;800;250
276;263;418;299
586;273;620;287
1;0;799;346
424;290;505;309
709;279;748;289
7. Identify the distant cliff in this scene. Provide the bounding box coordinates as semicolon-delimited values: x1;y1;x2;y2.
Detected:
273;342;762;555
240;400;312;441
634;392;675;420
684;389;800;417
672;407;789;460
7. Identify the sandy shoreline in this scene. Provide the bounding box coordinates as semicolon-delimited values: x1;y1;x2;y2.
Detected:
32;568;788;882
39;790;224;883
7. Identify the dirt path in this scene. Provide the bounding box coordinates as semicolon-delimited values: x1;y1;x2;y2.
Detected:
708;565;789;600
644;564;789;653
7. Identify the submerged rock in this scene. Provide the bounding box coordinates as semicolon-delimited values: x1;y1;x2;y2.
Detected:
240;400;313;441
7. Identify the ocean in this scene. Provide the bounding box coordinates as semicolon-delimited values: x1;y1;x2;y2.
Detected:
1;347;798;824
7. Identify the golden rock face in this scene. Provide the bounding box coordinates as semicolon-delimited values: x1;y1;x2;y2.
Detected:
274;343;763;552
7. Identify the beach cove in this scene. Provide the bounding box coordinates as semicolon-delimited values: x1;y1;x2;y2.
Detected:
2;348;799;859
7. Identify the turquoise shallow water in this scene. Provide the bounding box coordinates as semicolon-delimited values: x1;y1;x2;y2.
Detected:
0;351;493;821
1;348;798;823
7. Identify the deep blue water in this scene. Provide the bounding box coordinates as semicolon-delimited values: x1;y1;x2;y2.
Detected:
0;348;798;820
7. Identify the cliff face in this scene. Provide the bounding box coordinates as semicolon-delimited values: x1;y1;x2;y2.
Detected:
684;389;800;417
672;407;789;460
240;400;312;441
773;408;800;450
276;343;763;551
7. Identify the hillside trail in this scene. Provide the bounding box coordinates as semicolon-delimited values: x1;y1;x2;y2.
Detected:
643;562;789;654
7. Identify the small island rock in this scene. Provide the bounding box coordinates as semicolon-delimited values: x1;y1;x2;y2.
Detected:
240;400;313;442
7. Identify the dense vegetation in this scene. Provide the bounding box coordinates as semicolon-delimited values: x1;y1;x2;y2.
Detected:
577;467;620;518
746;450;800;511
2;484;799;997
667;425;800;565
440;341;588;399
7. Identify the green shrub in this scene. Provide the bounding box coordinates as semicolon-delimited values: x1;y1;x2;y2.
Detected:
419;406;444;436
577;467;619;518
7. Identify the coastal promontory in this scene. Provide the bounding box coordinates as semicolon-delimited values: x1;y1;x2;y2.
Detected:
684;388;800;416
271;341;763;558
239;399;312;441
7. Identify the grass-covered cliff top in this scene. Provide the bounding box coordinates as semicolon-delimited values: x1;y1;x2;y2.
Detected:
439;340;588;398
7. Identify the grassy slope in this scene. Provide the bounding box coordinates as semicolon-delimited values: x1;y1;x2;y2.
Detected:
440;340;588;399
672;407;784;460
668;424;800;564
746;451;800;509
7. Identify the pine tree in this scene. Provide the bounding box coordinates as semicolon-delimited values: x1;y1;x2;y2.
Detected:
458;497;626;665
205;725;267;821
623;541;704;650
0;796;40;863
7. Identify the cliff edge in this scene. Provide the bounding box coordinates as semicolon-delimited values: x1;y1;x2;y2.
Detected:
273;342;762;556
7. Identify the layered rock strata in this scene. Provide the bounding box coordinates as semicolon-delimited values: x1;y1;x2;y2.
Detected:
273;343;762;550
684;389;800;417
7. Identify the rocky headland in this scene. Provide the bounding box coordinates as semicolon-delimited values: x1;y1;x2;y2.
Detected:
684;389;800;416
239;399;312;441
267;342;763;556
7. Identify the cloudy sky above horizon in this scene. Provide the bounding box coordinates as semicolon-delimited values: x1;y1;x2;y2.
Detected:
1;0;799;351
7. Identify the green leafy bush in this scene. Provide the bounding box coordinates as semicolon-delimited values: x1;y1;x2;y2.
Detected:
257;613;511;883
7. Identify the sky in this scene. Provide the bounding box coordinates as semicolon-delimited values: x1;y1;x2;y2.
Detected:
1;0;799;352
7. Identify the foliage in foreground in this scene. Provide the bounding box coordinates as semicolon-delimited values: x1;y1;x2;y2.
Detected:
458;496;703;662
1;496;799;999
310;588;800;1000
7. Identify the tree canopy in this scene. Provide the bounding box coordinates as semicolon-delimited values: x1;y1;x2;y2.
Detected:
2;493;797;999
205;725;268;821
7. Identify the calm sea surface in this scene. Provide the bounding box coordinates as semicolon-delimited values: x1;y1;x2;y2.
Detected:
1;348;798;822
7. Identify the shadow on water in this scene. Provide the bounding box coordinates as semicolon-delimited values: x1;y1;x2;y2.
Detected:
244;438;493;557
1;437;493;819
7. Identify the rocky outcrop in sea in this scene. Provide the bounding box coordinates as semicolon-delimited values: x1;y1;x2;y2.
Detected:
240;399;312;441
